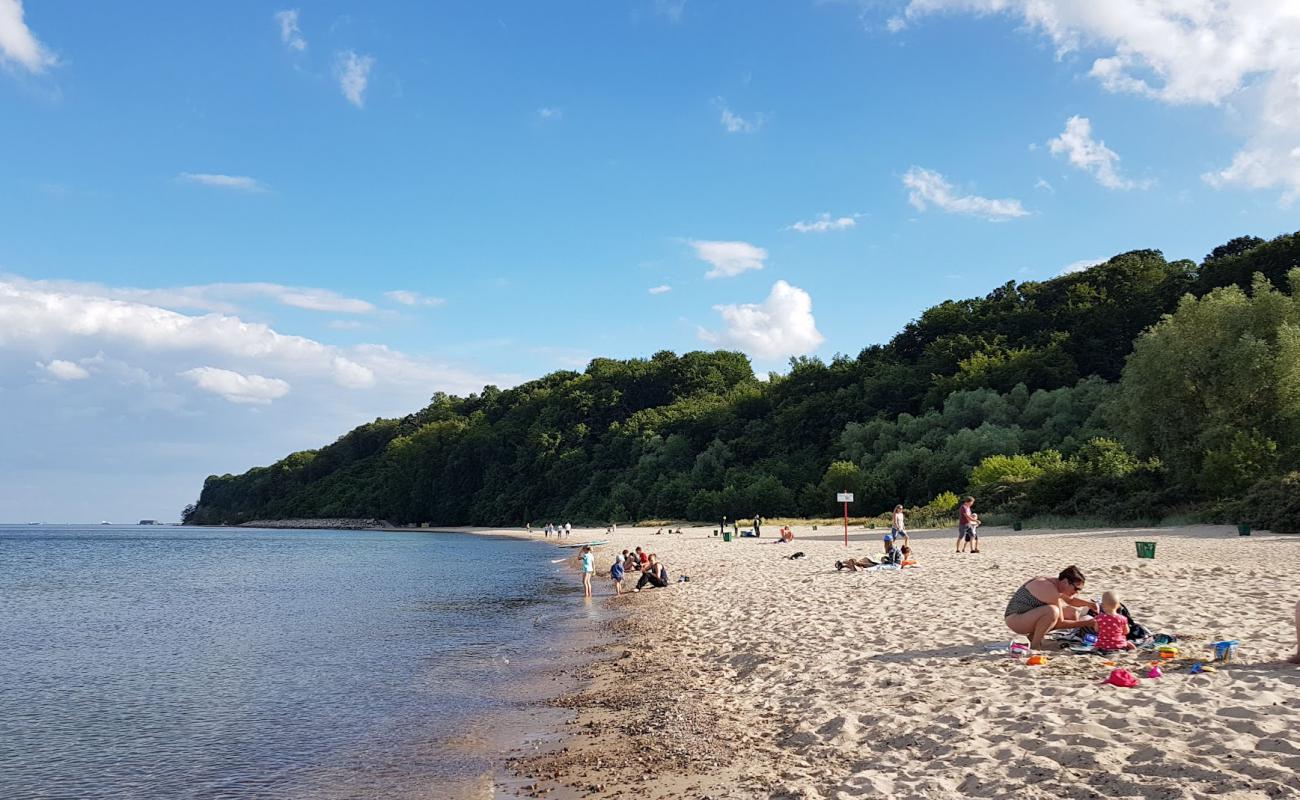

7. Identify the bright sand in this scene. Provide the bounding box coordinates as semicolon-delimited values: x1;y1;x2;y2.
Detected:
486;523;1300;800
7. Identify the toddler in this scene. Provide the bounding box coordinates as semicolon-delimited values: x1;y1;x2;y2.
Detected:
1094;591;1133;651
610;555;625;595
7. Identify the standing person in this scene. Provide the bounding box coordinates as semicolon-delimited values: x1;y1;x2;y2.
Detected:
580;546;594;598
526;522;532;535
1290;601;1300;665
891;505;908;547
610;555;625;595
956;497;978;553
564;521;572;537
753;514;762;538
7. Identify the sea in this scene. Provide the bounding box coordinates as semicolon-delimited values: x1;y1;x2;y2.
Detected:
0;525;600;799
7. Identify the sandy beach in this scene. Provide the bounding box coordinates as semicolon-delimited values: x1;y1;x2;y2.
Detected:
494;523;1300;800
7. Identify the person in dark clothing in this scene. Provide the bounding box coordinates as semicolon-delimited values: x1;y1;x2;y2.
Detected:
635;555;669;590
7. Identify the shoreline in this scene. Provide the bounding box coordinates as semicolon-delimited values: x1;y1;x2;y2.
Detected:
465;522;1300;799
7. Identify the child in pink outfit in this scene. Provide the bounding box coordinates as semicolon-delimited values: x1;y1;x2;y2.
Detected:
1095;591;1134;651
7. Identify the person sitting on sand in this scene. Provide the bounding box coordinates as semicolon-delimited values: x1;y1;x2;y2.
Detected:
1004;566;1099;650
636;546;649;569
880;538;901;566
621;549;639;572
779;525;794;543
900;545;917;567
634;554;668;591
835;555;879;572
1093;591;1134;651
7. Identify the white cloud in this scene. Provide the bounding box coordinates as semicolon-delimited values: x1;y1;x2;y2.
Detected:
689;239;768;278
699;280;824;361
902;166;1029;221
537;107;563;121
178;173;266;192
3;275;372;315
335;50;374;108
274;9;306;52
384;290;446;307
1034;177;1054;193
654;0;686;23
648;284;672;295
886;16;907;33
901;0;1300;201
1059;258;1106;276
0;278;373;389
714;98;764;134
788;213;858;233
39;359;88;380
0;0;55;74
1047;116;1147;190
180;367;290;405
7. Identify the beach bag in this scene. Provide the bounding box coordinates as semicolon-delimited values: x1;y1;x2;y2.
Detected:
1117;604;1150;641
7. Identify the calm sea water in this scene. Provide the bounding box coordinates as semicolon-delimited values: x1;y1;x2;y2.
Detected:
0;526;593;799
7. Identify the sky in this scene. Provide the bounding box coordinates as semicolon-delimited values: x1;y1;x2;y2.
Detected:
3;0;1299;522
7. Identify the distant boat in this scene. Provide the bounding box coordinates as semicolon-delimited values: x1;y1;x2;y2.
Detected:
100;521;111;525
138;519;158;525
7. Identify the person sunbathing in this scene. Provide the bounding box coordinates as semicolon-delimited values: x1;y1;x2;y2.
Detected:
834;555;879;572
1004;565;1099;650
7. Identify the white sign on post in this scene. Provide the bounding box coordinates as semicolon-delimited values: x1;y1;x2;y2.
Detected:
836;492;854;503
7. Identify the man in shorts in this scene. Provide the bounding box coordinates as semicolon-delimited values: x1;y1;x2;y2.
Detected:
956;496;980;553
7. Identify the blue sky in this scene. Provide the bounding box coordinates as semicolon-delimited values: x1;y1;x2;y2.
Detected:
3;1;1298;521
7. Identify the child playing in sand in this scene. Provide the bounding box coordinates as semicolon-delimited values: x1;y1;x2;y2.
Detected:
900;545;917;567
1094;591;1133;651
610;554;625;595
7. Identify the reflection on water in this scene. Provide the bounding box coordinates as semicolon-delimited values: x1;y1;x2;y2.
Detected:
0;526;584;799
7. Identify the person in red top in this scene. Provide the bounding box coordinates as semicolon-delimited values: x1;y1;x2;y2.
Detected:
1094;591;1134;651
956;496;980;553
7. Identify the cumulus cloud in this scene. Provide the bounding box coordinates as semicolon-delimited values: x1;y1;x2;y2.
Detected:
0;0;55;73
39;359;88;380
690;239;768;278
648;285;672;295
788;213;858;233
384;290;446;307
0;278;373;389
714;98;764;134
700;280;824;361
537;107;563;121
274;9;306;51
902;166;1029;221
335;50;374;108
900;0;1300;201
178;173;266;192
1048;116;1147;190
180;367;290;405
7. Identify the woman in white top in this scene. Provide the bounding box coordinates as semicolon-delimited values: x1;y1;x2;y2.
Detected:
890;505;908;547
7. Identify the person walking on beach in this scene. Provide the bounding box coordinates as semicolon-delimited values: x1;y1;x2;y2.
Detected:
891;505;908;547
580;545;594;598
564;521;572;537
753;514;762;538
956;496;979;553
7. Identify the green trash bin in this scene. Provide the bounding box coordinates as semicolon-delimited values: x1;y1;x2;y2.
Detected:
1237;524;1251;536
722;531;732;542
1135;541;1156;559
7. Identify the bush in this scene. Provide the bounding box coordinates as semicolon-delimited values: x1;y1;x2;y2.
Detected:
1236;471;1300;533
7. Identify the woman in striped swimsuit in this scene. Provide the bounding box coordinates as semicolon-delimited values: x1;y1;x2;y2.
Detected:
1004;565;1099;650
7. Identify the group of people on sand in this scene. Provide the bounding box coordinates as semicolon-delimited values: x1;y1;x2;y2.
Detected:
578;545;672;598
527;522;571;537
1005;568;1300;664
835;504;917;570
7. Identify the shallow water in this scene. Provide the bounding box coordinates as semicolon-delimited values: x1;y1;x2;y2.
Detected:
0;525;590;799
